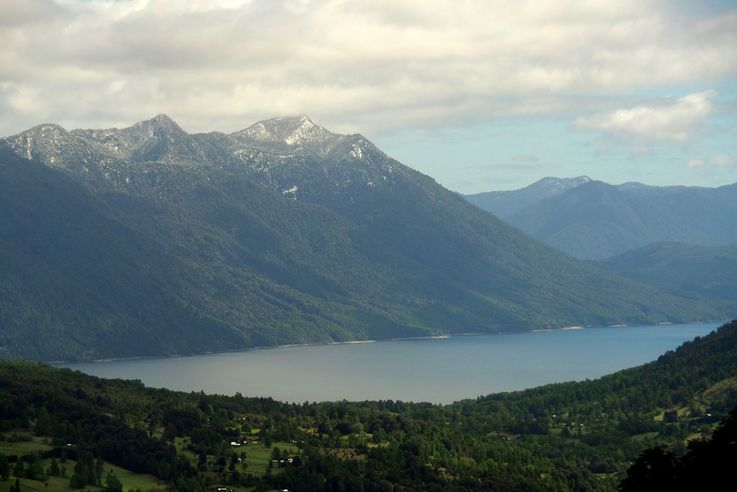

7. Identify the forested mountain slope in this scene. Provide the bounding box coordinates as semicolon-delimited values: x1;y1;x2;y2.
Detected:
0;117;721;360
597;242;737;317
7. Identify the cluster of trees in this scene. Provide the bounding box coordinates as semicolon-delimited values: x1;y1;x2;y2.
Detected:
621;406;737;490
0;321;736;491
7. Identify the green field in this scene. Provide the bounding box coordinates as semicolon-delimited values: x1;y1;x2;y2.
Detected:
0;456;165;492
0;476;71;492
240;441;299;476
103;463;165;491
0;436;52;457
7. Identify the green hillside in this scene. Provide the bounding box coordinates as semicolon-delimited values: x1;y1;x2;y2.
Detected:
597;242;737;317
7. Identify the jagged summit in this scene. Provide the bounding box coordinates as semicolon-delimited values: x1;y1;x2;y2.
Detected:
230;115;350;156
123;114;189;142
12;123;69;144
26;122;68;134
3;113;208;179
131;114;183;133
150;113;177;124
118;114;204;163
6;123;72;162
235;115;329;143
73;113;205;164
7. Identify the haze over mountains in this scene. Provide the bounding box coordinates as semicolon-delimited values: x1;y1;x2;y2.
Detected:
466;178;737;260
0;115;722;361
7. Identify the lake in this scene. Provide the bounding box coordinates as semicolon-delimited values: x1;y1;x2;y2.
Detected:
61;323;719;404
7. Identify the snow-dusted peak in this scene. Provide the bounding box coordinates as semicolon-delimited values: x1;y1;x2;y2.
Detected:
38;123;66;131
20;123;69;139
64;114;205;164
232;115;339;151
5;123;72;161
131;114;185;136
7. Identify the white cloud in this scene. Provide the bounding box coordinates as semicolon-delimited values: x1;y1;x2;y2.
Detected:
688;155;734;168
0;0;736;135
710;154;734;167
575;91;715;141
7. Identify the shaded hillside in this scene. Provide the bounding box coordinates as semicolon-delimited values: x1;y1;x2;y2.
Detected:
0;143;424;361
0;117;722;361
505;180;737;259
465;175;591;218
597;242;737;316
621;406;737;491
1;321;736;491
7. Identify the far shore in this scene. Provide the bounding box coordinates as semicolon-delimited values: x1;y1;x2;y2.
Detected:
51;321;722;366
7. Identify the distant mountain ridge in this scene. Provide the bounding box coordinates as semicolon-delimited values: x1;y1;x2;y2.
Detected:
465;175;592;218
467;178;737;260
0;116;722;361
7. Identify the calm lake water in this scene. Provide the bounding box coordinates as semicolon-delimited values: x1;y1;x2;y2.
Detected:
62;323;719;404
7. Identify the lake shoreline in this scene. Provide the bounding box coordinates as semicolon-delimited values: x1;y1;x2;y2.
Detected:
50;321;724;366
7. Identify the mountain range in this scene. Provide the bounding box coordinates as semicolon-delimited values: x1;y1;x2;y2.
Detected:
0;115;721;361
465;175;592;218
466;178;737;260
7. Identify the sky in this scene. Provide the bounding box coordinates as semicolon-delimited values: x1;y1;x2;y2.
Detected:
1;0;736;192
